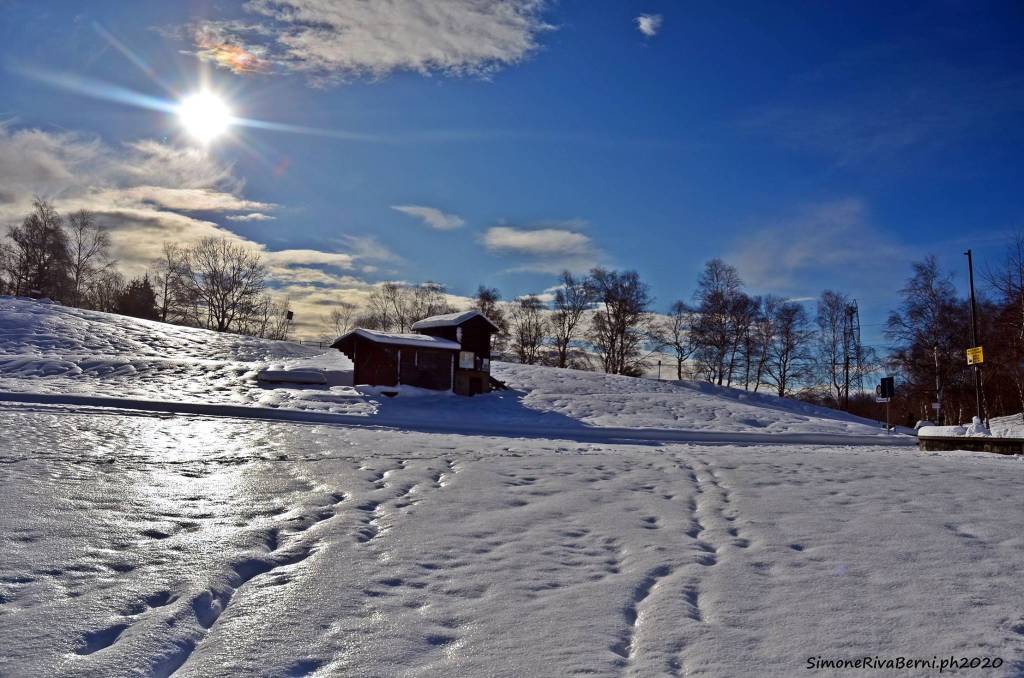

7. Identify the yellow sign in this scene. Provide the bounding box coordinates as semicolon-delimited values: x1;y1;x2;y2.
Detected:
966;346;984;365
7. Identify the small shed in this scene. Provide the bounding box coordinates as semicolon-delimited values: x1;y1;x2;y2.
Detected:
331;329;460;391
331;311;500;396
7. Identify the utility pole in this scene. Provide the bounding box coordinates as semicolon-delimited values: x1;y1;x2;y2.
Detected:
842;305;853;410
964;249;984;421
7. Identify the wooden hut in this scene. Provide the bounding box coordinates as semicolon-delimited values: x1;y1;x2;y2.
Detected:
331;311;500;396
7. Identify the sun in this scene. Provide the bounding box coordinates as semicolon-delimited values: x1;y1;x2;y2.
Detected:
177;91;232;144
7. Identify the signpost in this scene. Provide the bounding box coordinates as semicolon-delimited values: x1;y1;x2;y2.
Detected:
964;250;985;421
876;377;895;432
966;346;984;366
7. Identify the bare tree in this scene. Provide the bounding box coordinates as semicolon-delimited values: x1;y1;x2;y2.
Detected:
691;259;746;385
745;296;774;392
88;268;125;313
588;268;653;376
986;234;1024;418
763;300;814;397
0;242;12;295
550;271;594;368
4;198;71;300
326;300;358;339
66;210;112;308
410;281;453;325
364;281;453;332
153;242;190;323
178;237;267;332
815;290;850;403
886;257;971;423
244;295;293;340
658;300;697;380
724;293;758;387
472;286;509;356
510;295;548;365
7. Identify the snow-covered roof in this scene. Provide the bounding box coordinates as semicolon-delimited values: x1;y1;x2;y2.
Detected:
333;328;461;350
411;310;500;332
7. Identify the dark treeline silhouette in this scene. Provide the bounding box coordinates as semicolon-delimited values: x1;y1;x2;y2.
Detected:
0;199;293;340
885;248;1023;426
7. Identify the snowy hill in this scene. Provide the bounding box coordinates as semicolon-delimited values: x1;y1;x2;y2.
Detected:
4;297;1024;677
0;296;323;402
0;296;901;441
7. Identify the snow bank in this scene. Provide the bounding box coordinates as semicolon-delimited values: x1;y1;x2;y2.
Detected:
919;416;1000;438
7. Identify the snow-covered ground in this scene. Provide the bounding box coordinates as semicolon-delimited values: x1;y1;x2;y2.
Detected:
0;298;902;442
3;298;1022;676
2;407;1023;677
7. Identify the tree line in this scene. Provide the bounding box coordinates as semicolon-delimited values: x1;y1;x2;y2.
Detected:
886;243;1024;426
330;260;874;405
0;199;293;340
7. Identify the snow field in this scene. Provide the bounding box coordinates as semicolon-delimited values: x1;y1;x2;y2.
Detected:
2;406;1022;677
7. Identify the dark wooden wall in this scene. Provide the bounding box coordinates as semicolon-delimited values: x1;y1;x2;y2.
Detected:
342;336;454;390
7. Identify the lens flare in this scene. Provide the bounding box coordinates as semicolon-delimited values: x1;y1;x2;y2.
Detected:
178;91;232;144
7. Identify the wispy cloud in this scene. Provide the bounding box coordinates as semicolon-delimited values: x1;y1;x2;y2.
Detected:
391;205;465;230
175;0;553;86
482;223;603;273
725;198;909;300
635;14;662;37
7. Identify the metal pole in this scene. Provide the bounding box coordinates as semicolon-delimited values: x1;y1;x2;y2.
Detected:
933;344;942;424
964;249;984;421
843;305;852;410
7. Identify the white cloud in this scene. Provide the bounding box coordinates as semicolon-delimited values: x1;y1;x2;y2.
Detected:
484;226;591;256
391;205;465;231
482;224;602;273
227;212;276;221
636;14;662;37
181;0;553;85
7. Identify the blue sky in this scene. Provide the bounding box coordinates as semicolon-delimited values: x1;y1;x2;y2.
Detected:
1;1;1021;339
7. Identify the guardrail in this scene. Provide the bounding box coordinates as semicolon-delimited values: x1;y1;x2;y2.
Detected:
918;436;1024;455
